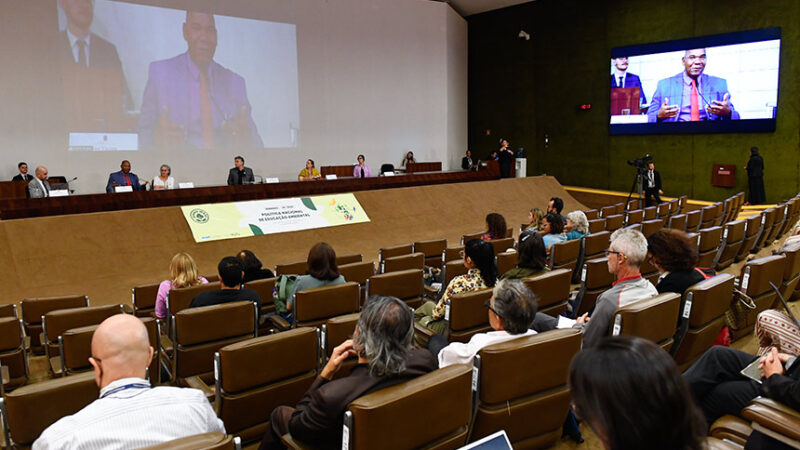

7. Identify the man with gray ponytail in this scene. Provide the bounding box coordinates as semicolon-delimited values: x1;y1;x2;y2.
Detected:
259;295;436;450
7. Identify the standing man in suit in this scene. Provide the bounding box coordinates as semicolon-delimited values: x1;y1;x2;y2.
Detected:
648;49;739;123
58;0;132;132
138;11;263;150
106;160;145;193
611;56;646;108
227;156;254;185
12;162;33;182
745;147;766;205
643;162;663;206
28;166;51;198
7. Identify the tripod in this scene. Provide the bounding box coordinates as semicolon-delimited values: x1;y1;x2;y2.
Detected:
624;168;646;220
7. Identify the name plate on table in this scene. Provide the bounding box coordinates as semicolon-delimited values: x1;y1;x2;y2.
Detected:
265;177;280;184
325;174;338;180
49;189;69;197
114;185;133;193
382;172;395;177
178;182;195;189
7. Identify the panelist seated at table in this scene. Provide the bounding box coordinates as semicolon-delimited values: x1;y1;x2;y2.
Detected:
298;159;321;181
106;160;146;193
28;166;52;198
353;154;372;178
12;162;34;182
648;48;739;123
227;155;254;185
400;151;416;170
137;11;263;149
151;164;175;190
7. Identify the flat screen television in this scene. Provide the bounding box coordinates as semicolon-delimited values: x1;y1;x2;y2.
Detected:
609;28;780;135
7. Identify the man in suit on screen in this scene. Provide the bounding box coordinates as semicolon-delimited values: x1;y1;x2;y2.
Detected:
647;48;739;123
137;11;263;150
611;56;646;107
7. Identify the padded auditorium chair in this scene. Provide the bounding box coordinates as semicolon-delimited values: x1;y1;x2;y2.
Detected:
668;198;680;216
599;205;616;218
336;253;363;266
275;260;308;277
667;213;687;231
243;277;278;318
711;397;800;448
613;202;626;215
678;195;688;213
764;203;787;245
270;282;360;331
441;259;469;291
58;317;160;382
625;208;643;226
163;301;257;386
166;282;221;319
142;432;241;450
609;292;682;352
640;218;664;238
522;269;572;318
461;231;484;245
604;214;624;232
548;239;580;273
495;251;517;277
657;202;670;219
0;317;28;391
735;214;766;263
729;254;786;341
699;203;719;229
210;328;319;445
338;261;376;305
21;294;88;353
582;231;610;261
413;238;447;269
776;199;799;237
442;246;465;264
489;237;515;255
0;304;18;319
625;223;642;232
132;281;160;318
381;252;424;274
685;210;702;233
643;206;657;220
321;313;360;379
639;256;660;286
366;269;425;309
583;209;599;220
378;243;414;267
468;328;582;448
670;274;735;370
776;241;800;300
752;208;778;253
414;288;493;347
571;258;615;318
587;218;606;233
696;226;723;268
0;371;99;448
714;219;746;270
282;364;473;450
42;304;125;375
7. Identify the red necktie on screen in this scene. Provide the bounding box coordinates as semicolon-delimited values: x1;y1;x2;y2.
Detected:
199;72;215;148
124;173;131;186
690;79;699;121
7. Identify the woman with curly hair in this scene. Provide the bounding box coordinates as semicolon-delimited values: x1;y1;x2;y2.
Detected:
646;229;704;295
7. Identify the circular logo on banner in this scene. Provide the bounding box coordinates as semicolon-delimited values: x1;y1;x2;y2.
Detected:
190;209;209;224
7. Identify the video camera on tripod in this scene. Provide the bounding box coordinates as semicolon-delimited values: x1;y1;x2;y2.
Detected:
627;154;653;172
624;154;653;213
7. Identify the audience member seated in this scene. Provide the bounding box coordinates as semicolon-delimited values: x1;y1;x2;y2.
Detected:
28;165;51;199
415;239;498;335
564;210;589;240
285;242;345;313
532;228;657;347
461;149;477;170
569;336;706;450
502;230;549;280
541;212;567;252
547;196;567;224
647;229;704;295
489;150;498;160
227;155;255;185
429;279;537;367
12;161;33;182
353;154;371;178
190;256;262;313
106;160;146;192
684;345;800;426
151;164;175;190
238;250;275;283
525;207;545;232
155;252;208;319
481;212;507;241
298;159;321;181
33;315;224;449
400;150;416;169
260;295;437;449
755;309;800;357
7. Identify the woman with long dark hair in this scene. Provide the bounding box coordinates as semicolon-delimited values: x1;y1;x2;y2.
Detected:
287;242;345;311
414;239;498;335
481;213;507;241
541;212;566;252
502;230;548;279
647;229;703;295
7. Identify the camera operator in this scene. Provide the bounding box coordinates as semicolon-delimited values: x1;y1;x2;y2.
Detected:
643;161;663;206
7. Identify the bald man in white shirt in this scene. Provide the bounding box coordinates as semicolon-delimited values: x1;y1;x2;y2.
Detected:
33;315;224;450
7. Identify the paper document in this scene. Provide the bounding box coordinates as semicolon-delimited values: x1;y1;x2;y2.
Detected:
556;316;577;329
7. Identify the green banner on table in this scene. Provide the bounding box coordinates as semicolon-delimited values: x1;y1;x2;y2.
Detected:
181;193;370;242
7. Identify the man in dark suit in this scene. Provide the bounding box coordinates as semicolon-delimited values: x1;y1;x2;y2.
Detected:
58;0;132;133
227;156;255;185
611;56;646;107
260;296;437;449
28;166;51;198
643;162;663;206
106;160;145;192
461;149;476;170
12;162;33;182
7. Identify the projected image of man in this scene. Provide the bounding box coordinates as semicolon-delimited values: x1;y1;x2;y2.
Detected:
58;0;132;132
138;11;263;149
610;57;646;107
648;49;739;123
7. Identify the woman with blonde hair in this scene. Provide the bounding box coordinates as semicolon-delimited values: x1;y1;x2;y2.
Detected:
154;252;208;318
525;208;545;231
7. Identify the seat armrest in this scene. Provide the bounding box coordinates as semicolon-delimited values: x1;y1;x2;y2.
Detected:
710;414;752;446
742;398;800;443
39;332;45;346
413;321;436;347
268;315;291;331
1;366;9;385
423;285;438;300
49;356;63;377
184;375;215;402
281;433;316;450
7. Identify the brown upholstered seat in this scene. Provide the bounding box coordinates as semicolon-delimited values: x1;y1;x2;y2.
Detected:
414;288;493;347
336;253;363;266
730;254;786;340
166;282;221;319
715;220;746;270
685;209;702;232
626;208;643;225
582;231;610;260
442;260;468;290
657;202;670;219
777;241;800;300
604;214;624;231
735;214;766;263
640;218;664;238
366;269;424;309
489;237;515;255
141;432;240;450
442;246;465;263
461;231;484;245
21;295;88;353
764;204;787;245
165;301;257;385
671;274;736;370
413;238;447;269
43;304;125;374
776;200;798;237
587;218;606;233
696;226;723;267
322;313;360;379
668;198;680;216
609;292;681;351
685;232;700;254
275;260;308;276
583;209;599;220
522;268;571;317
381;252;425;274
495;251;517;277
668;213;687;231
338;261;376;305
639;257;660;286
469;328;582;448
625;223;642;232
599;205;616;218
0;304;18;319
548;239;580;274
132;281;160;318
678;195;688;213
214;328;319;444
293;282;360;329
699;203;720;229
0;371;98;448
643;206;657;220
741;397;800;448
0;317;28;391
752;208;778;252
378;243;413;264
244;277;278;318
572;258;614;317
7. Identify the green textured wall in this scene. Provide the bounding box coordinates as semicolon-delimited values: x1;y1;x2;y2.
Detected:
468;0;800;203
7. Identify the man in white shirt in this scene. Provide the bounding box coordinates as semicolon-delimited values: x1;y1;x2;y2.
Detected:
431;279;538;368
27;166;51;198
33;314;224;450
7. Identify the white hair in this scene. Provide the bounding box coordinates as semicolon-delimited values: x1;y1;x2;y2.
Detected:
567;210;589;234
609;228;648;266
